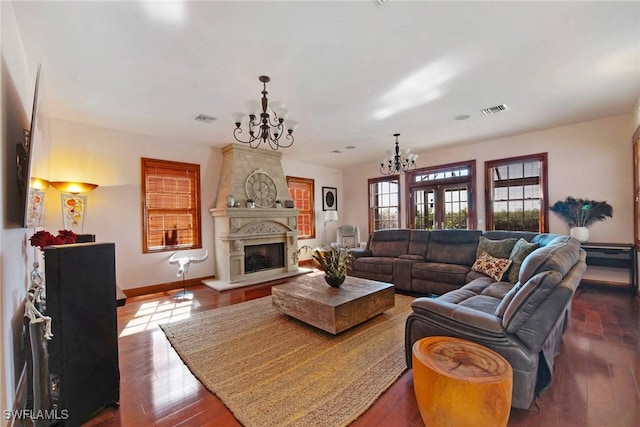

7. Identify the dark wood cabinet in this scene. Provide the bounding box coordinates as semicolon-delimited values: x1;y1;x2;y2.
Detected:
580;242;636;293
44;242;120;426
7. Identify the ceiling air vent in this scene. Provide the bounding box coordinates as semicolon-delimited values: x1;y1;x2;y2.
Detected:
481;104;509;116
194;114;217;123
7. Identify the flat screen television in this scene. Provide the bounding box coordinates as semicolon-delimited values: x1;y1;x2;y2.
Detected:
17;64;51;228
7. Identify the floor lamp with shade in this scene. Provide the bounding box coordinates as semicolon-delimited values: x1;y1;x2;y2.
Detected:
323;210;338;247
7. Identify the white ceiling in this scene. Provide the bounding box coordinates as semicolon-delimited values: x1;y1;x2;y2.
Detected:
11;0;640;169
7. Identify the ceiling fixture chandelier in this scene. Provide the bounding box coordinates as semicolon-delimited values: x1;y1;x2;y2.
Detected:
380;133;418;175
232;75;298;150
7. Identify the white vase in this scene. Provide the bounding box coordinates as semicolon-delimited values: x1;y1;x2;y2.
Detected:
570;227;589;242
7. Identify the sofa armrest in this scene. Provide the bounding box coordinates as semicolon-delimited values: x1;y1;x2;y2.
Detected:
349;248;371;259
411;297;504;335
393;257;420;292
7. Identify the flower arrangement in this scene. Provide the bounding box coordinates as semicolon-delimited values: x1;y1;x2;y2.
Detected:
29;229;77;252
549;197;613;228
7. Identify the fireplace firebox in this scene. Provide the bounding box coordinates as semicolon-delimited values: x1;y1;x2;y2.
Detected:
244;243;285;274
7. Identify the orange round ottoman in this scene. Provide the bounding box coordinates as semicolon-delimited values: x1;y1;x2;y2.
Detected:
412;336;513;427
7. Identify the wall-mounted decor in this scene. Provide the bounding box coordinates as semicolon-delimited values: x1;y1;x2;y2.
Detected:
18;64;52;228
633;124;640;249
322;187;337;211
61;194;87;233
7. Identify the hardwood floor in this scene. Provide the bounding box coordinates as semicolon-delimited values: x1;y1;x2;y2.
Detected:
85;283;639;427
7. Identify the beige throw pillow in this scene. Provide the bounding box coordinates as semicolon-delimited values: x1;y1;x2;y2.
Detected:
471;251;512;282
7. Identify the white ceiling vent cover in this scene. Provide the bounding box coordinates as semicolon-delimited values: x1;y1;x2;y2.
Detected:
481;104;509;115
194;114;217;123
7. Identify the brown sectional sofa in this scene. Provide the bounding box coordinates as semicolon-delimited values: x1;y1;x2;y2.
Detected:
350;228;485;295
348;228;587;409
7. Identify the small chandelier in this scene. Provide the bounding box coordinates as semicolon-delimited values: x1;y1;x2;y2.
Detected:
232;75;298;150
380;133;418;175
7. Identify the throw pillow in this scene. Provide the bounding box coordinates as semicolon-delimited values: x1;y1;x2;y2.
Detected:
471;251;513;282
476;236;518;260
506;238;540;284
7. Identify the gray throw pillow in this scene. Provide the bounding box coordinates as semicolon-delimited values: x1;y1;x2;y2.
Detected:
476;236;518;260
507;238;540;284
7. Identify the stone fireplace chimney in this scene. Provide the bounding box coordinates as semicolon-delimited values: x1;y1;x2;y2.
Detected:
209;144;300;285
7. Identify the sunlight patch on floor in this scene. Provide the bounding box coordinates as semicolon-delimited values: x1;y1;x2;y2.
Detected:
119;299;194;337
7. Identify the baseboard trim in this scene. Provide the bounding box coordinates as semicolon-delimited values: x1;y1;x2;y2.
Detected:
122;276;215;298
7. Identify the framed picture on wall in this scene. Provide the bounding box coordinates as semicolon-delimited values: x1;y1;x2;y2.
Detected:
322;187;337;211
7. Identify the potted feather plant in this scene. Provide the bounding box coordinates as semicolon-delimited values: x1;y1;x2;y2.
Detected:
549;196;613;242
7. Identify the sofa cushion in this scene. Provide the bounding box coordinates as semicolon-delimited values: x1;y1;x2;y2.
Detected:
481;281;515;299
507;238;540;284
369;229;411;257
518;238;580;284
398;254;424;261
502;270;563;332
482;230;538;242
425;230;481;265
476;236;518;259
458;295;502;316
494;282;519;318
471;251;512;281
412;261;471;286
352;257;395;275
408;230;430;257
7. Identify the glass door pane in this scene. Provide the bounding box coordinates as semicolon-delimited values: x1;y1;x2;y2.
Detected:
443;185;469;229
412;188;436;230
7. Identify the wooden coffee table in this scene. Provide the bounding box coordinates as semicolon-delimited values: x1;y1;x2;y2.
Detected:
271;274;394;334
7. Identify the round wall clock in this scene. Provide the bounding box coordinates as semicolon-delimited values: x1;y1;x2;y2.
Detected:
245;169;278;208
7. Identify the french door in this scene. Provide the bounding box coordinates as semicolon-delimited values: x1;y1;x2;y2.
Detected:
410;183;471;230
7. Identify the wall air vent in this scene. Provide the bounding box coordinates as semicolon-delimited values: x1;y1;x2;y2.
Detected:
194;114;217;123
481;104;509;116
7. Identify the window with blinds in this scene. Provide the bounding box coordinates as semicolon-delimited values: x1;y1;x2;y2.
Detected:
286;176;315;239
142;158;202;253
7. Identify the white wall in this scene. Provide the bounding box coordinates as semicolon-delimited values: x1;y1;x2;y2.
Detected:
344;113;635;245
281;159;343;257
44;120;221;290
1;1;39;421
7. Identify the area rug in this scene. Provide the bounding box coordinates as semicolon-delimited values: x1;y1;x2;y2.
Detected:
160;293;414;427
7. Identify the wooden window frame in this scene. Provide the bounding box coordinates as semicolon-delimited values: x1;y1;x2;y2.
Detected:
286;176;315;240
485;153;549;233
141;158;202;253
407;160;476;229
368;176;401;233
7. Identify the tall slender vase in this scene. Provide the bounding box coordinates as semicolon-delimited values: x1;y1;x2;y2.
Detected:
570;226;589;242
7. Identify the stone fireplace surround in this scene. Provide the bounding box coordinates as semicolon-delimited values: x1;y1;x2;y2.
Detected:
209;207;300;284
205;144;304;290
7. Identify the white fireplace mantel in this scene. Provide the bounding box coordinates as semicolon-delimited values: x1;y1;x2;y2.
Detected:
210;207;300;284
